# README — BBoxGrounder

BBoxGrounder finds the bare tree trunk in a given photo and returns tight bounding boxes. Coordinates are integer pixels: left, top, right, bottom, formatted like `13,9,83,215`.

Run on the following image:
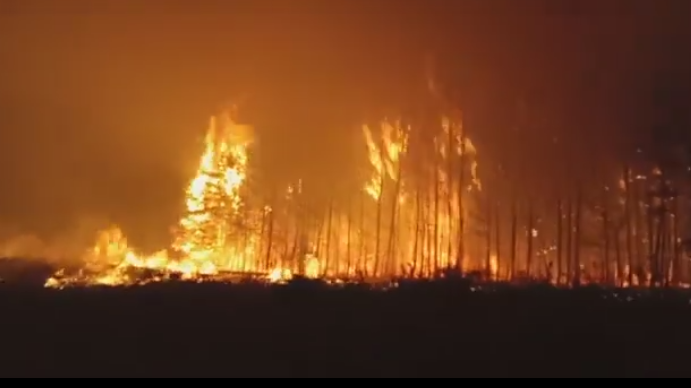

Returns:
457,133,466,273
291,213,302,274
395,193,403,275
653,213,664,288
633,178,644,285
447,122,456,270
485,194,493,280
241,205,251,272
358,191,366,275
374,161,385,278
292,236,301,274
387,159,403,277
281,214,290,271
566,197,573,286
623,165,634,286
411,187,422,277
602,190,611,285
647,193,658,287
557,197,563,286
315,212,324,259
495,202,502,281
324,200,334,276
510,197,518,281
346,196,353,277
334,215,342,276
258,205,267,272
446,194,454,271
265,208,275,271
287,196,299,272
425,188,433,277
660,213,669,287
433,163,440,273
574,188,583,288
672,197,681,285
526,199,534,278
615,225,622,287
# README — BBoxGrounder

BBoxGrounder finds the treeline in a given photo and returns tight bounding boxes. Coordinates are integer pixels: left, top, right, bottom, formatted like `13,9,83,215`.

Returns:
221,84,691,288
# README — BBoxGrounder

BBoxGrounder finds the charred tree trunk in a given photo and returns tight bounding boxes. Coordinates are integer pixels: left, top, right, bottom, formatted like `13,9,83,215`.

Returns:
573,188,583,288
396,193,403,275
457,134,467,273
672,197,681,285
526,200,534,278
346,196,353,276
660,214,670,287
653,213,664,288
315,212,324,259
495,202,502,281
293,195,304,273
614,224,624,287
411,187,422,277
265,208,275,271
647,192,657,287
557,198,563,285
259,206,267,271
485,194,493,280
433,161,440,273
374,159,385,278
510,197,518,281
633,179,644,285
624,165,634,286
447,124,456,269
425,188,433,276
324,200,334,276
566,197,573,286
241,206,251,272
387,159,403,276
602,191,611,285
281,213,290,271
358,191,366,275
291,213,302,274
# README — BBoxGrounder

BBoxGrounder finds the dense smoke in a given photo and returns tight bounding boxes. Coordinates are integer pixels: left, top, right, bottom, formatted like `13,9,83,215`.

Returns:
0,216,114,267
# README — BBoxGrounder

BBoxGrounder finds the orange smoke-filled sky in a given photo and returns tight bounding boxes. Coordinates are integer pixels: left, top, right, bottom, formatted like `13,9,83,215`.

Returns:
0,0,689,249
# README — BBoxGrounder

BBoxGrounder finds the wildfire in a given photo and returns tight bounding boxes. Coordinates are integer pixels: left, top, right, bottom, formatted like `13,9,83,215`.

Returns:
46,111,291,288
171,112,253,270
45,109,492,288
40,105,677,289
360,115,484,277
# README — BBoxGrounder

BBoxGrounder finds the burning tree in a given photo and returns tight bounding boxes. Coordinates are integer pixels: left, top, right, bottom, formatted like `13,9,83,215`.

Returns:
43,62,691,290
173,114,248,257
359,113,483,278
171,110,256,273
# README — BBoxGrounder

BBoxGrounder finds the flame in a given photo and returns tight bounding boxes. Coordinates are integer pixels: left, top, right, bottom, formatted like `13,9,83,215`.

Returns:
172,113,251,267
32,89,687,291
359,116,483,277
362,120,409,200
268,267,292,283
40,103,681,290
46,111,491,288
46,111,278,288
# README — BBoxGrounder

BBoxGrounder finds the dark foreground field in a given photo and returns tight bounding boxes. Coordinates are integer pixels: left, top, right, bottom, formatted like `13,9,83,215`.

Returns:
1,280,691,378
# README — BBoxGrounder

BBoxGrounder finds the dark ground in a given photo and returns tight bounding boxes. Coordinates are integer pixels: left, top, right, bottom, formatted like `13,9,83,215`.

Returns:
1,279,691,378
